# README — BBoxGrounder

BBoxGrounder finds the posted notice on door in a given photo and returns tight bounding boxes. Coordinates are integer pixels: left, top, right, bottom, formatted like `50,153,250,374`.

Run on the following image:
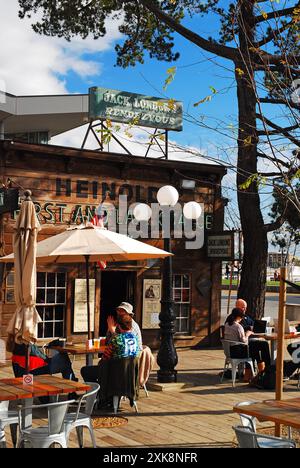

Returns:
142,279,161,329
73,279,95,333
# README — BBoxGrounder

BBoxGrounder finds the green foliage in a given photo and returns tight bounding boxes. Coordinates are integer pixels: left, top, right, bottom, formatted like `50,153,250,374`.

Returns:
239,173,267,191
270,182,300,230
163,66,177,90
193,86,218,106
17,1,300,70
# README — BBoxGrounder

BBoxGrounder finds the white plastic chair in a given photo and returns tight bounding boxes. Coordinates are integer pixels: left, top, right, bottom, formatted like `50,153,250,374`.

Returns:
17,399,74,448
220,340,255,387
0,401,18,448
64,382,99,448
233,425,296,448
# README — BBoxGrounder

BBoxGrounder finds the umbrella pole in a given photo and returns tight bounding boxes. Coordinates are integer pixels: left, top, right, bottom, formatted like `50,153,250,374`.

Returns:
85,255,91,341
25,344,30,375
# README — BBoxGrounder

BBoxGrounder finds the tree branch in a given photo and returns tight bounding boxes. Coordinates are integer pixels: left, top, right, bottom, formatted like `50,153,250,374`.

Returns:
256,114,300,145
254,21,293,47
260,97,300,111
257,151,291,169
133,0,238,60
254,64,300,77
262,53,300,66
264,199,288,232
255,6,299,24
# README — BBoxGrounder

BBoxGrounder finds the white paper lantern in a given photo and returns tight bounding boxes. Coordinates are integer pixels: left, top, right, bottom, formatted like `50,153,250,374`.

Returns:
157,185,179,206
133,203,152,221
183,201,202,220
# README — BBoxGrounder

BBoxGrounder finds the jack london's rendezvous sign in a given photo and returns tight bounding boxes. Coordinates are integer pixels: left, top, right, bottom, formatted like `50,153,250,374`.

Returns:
89,87,183,131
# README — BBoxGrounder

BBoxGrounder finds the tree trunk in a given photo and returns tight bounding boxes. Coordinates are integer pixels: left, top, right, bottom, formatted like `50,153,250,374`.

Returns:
236,0,268,319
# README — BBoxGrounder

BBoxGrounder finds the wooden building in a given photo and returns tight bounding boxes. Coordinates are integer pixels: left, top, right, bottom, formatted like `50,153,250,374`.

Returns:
0,139,226,349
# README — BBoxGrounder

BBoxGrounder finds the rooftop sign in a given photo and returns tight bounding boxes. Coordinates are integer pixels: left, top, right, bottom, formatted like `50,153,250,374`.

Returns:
88,87,183,131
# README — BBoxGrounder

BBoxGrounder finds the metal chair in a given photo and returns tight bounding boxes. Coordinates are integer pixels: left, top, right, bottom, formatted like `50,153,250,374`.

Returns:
0,401,18,448
220,340,255,387
235,400,294,440
17,399,74,448
233,425,296,448
235,401,259,432
99,357,139,415
64,382,99,448
113,395,138,414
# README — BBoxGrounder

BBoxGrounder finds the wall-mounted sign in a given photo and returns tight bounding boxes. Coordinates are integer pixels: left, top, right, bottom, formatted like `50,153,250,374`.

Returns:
89,87,183,131
0,188,19,215
73,279,95,333
9,177,214,231
207,232,234,260
142,279,162,329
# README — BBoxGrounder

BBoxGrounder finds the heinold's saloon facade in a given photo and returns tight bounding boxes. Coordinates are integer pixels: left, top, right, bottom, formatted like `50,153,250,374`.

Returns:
0,140,226,349
0,87,226,349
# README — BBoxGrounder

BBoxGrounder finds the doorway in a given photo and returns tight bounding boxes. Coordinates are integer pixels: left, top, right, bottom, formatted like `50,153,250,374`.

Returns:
99,271,135,335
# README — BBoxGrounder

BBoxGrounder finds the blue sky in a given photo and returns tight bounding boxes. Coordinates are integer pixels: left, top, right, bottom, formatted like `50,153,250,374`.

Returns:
62,15,238,153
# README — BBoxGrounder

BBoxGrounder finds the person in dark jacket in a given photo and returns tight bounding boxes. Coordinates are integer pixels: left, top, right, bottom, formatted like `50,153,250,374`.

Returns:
235,298,254,331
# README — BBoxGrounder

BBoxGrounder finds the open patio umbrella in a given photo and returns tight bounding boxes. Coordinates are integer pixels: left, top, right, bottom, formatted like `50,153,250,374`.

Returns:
5,190,41,356
1,224,171,339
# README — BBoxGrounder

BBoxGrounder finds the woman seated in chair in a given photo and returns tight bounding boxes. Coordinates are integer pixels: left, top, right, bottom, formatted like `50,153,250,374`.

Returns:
81,311,140,408
225,308,271,381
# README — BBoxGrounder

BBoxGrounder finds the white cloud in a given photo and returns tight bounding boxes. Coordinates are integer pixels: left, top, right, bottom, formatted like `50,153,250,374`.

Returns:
0,0,122,95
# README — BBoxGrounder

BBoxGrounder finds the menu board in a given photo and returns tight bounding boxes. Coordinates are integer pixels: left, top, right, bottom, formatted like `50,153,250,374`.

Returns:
73,279,95,333
142,279,162,329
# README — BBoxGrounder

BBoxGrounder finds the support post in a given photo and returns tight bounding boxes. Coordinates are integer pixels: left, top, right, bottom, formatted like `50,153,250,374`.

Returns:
0,120,4,140
275,266,287,436
157,238,178,383
226,263,234,315
85,255,91,340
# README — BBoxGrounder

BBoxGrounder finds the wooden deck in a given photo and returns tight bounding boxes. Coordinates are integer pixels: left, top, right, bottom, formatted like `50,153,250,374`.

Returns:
1,348,300,448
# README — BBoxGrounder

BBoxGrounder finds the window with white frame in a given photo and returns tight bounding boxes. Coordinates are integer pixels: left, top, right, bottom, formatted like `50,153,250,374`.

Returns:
36,272,66,338
5,271,15,303
173,274,191,334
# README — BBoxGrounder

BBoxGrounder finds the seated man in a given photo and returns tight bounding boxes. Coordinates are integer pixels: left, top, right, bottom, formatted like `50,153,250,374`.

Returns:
11,341,77,381
236,298,254,332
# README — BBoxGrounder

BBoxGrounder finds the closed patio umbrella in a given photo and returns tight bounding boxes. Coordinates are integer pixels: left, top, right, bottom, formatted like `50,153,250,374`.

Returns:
1,224,171,340
6,190,41,354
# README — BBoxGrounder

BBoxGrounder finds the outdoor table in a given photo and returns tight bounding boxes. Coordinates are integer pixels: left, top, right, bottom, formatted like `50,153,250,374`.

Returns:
252,333,300,363
0,375,90,435
233,397,300,431
50,343,106,366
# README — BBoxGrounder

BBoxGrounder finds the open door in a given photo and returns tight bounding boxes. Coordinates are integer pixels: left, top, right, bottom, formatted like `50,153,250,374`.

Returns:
99,271,135,335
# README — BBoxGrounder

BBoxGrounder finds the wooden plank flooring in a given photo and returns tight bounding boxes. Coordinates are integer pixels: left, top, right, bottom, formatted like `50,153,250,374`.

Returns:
1,348,300,448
